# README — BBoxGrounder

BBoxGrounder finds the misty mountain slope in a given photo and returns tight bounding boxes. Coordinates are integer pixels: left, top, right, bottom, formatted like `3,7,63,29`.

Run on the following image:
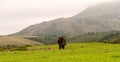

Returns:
13,18,80,35
72,1,120,19
12,1,120,36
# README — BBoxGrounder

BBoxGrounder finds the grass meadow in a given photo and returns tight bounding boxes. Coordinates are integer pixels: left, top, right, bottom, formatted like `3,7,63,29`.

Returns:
0,43,120,62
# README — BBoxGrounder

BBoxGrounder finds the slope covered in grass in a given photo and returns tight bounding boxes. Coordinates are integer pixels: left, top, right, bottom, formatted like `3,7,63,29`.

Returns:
0,43,120,62
0,36,42,46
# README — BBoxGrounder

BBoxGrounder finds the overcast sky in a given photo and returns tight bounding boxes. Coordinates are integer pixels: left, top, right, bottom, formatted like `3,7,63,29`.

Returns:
0,0,116,35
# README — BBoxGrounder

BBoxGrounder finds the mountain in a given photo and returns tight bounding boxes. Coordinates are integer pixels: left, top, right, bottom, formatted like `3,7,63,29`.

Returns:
12,1,120,36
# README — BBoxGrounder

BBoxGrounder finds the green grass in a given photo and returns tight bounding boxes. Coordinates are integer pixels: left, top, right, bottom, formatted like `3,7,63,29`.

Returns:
0,43,120,62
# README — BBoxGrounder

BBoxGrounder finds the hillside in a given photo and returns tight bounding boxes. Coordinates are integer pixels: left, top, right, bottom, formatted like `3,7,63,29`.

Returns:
14,31,119,44
0,36,43,46
100,31,120,44
12,1,120,36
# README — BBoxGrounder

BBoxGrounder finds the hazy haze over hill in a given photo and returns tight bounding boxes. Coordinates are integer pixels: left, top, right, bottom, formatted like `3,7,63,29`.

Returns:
12,1,120,36
0,0,115,35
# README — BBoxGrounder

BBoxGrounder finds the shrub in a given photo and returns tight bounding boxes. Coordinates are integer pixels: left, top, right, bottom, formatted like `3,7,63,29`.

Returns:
15,46,27,51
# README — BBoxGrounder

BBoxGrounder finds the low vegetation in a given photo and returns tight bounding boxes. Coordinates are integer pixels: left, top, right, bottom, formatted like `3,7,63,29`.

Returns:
1,31,120,48
23,31,120,44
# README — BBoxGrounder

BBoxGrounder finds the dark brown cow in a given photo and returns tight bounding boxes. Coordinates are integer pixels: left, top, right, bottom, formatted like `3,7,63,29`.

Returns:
57,37,66,50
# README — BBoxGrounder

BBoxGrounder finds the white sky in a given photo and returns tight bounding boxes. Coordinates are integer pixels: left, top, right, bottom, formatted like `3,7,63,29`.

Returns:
0,0,115,35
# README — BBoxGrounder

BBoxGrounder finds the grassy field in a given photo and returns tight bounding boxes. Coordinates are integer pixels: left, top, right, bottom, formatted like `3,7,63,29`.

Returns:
0,43,120,62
